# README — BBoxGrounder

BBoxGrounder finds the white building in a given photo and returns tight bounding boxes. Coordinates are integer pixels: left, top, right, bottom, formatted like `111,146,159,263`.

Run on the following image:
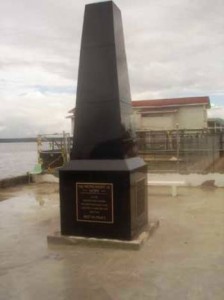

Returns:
132,97,210,132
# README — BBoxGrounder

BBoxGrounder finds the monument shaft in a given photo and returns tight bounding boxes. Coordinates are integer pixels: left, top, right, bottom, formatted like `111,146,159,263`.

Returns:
71,1,135,159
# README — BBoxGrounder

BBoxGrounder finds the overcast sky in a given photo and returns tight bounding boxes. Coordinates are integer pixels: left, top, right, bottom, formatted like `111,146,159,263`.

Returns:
1,0,223,137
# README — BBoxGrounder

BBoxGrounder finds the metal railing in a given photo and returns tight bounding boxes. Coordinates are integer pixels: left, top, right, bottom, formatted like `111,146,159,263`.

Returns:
136,129,224,173
37,132,71,171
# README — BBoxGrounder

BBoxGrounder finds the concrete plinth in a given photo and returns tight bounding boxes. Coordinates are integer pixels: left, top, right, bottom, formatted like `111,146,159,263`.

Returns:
47,220,159,250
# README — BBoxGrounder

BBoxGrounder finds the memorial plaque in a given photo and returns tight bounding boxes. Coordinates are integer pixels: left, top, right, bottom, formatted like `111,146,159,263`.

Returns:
76,182,114,223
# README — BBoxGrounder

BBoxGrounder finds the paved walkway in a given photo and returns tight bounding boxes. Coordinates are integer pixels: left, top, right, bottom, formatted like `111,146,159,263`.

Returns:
0,183,223,300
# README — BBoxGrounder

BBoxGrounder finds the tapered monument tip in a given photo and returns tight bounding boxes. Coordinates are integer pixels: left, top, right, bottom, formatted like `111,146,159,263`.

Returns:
85,1,120,10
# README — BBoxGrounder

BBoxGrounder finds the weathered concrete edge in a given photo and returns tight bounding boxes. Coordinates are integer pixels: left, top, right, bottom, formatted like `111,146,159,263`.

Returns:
0,173,59,189
0,174,30,189
47,220,159,250
2,172,223,188
32,173,59,183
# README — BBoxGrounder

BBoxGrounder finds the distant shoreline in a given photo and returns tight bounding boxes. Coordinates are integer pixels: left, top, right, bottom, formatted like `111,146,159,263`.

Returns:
0,138,36,143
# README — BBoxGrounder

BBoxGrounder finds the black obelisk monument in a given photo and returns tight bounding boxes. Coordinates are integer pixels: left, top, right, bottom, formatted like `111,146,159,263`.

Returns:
59,1,148,240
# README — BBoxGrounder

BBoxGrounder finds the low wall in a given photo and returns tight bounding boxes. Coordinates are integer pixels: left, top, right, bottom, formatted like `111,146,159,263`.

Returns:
147,173,224,187
0,174,30,188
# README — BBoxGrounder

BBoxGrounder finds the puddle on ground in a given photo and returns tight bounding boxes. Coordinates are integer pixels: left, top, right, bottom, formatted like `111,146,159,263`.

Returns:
0,186,59,216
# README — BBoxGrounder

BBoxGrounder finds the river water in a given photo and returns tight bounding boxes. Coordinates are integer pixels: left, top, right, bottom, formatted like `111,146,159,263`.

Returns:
0,142,38,180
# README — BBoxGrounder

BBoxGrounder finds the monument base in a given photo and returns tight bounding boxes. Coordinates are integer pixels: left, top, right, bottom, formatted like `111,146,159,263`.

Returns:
59,157,148,240
47,220,159,250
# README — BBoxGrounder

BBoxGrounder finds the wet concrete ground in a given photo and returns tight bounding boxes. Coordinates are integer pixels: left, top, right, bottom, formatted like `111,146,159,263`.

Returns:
0,182,223,300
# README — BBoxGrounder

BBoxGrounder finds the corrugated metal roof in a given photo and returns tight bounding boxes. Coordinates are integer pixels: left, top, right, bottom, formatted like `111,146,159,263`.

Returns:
132,97,210,108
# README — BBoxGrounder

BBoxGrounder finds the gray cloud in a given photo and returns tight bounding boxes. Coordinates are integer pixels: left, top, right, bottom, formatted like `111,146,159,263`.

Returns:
0,0,223,137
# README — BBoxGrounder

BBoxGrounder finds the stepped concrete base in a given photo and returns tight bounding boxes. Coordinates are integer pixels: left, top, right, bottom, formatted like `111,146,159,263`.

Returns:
47,220,159,250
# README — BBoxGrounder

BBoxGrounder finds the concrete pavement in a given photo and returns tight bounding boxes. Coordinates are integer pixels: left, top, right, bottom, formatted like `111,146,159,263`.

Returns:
0,182,223,300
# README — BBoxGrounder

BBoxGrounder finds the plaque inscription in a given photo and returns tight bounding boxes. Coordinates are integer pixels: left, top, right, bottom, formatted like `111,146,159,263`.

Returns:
76,182,114,223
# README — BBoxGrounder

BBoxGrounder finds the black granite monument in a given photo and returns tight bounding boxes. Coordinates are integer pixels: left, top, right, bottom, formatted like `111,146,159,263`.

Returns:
59,1,148,240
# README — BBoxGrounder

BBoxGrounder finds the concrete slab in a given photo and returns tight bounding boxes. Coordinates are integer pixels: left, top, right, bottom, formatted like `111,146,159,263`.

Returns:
0,182,224,300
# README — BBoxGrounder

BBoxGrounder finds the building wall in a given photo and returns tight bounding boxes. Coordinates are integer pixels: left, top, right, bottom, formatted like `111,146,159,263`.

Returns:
133,111,176,131
133,105,208,131
177,106,207,129
141,113,176,130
